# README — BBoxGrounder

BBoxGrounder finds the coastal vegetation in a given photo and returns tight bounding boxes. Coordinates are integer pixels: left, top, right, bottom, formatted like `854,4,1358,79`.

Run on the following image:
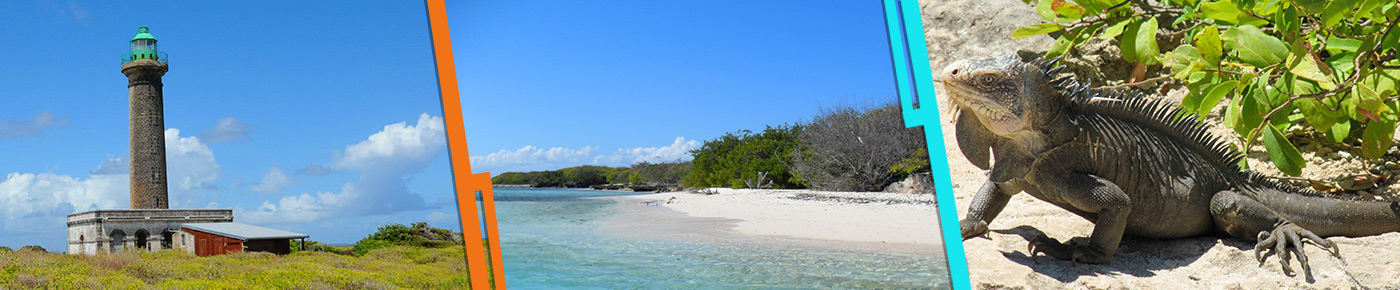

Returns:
0,222,468,289
492,162,692,188
492,102,931,192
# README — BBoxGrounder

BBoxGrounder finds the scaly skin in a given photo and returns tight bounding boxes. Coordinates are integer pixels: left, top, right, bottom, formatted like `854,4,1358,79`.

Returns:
943,55,1400,278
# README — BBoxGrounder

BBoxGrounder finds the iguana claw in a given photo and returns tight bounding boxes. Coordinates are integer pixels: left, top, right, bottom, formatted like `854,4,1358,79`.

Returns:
1027,235,1108,265
1253,223,1337,278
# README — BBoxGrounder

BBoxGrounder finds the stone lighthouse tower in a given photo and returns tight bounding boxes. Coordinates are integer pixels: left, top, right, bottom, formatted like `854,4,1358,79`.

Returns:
121,27,169,209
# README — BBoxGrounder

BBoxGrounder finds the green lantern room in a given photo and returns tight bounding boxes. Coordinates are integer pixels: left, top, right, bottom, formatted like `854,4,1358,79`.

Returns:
123,26,166,64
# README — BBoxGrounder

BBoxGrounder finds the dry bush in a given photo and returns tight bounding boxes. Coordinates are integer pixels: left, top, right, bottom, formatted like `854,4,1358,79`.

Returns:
792,103,927,191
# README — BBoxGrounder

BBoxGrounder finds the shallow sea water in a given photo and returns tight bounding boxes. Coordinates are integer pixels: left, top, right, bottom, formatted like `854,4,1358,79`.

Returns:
492,188,951,289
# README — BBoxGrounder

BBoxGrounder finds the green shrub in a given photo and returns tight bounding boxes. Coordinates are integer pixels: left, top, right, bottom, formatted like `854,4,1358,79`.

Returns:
684,125,806,189
351,222,463,256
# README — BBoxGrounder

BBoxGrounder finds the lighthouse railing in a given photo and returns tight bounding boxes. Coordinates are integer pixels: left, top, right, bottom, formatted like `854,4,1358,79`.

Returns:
120,51,168,65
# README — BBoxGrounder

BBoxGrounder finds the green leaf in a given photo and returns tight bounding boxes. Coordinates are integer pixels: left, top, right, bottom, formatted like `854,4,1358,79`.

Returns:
1134,17,1161,65
1182,90,1205,111
1355,83,1388,120
1249,70,1275,106
1036,0,1058,21
1353,0,1386,22
1077,0,1107,14
1238,72,1257,87
1225,93,1244,128
1099,19,1131,40
1276,4,1300,36
1294,0,1331,14
1361,68,1400,98
1165,44,1204,74
1330,118,1352,142
1223,25,1288,68
1288,56,1337,90
1327,52,1358,75
1326,37,1363,52
1200,0,1271,26
1360,114,1397,158
1235,86,1267,136
1013,23,1063,38
1120,19,1142,63
1047,34,1075,58
1050,0,1087,20
1198,80,1240,116
1320,0,1360,29
1341,92,1364,121
1295,98,1338,132
1194,26,1223,66
1262,126,1305,176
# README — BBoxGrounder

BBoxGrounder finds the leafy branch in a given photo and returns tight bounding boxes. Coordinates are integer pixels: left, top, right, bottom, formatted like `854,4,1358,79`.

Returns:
1014,0,1400,176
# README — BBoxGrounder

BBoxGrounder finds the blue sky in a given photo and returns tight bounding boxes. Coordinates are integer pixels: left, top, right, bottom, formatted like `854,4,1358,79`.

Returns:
0,2,461,250
452,1,900,175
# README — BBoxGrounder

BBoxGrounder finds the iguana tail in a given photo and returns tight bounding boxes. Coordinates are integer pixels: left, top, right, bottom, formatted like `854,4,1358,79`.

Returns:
1251,180,1400,237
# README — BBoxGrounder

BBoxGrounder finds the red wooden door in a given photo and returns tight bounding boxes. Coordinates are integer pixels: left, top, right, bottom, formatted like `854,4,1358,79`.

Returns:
212,237,225,255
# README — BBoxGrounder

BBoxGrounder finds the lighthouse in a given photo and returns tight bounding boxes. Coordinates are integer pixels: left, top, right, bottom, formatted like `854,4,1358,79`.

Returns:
67,27,239,255
121,26,170,209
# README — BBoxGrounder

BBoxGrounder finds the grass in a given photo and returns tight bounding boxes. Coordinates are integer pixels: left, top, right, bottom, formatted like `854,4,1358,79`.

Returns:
0,246,468,289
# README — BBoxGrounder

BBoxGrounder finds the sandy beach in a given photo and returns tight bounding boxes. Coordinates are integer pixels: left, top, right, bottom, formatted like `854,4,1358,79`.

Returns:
599,188,944,247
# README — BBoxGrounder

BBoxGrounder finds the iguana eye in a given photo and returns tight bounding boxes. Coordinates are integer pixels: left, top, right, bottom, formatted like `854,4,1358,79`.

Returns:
980,75,996,84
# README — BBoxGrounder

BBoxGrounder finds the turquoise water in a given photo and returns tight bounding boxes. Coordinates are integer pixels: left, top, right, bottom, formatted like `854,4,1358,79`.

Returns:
493,188,951,289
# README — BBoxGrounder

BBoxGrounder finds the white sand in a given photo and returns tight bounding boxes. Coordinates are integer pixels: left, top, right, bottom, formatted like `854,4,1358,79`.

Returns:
616,188,943,246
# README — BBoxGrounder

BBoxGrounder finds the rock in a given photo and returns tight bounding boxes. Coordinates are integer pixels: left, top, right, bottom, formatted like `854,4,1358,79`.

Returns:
962,194,1400,289
885,172,936,194
920,0,1054,75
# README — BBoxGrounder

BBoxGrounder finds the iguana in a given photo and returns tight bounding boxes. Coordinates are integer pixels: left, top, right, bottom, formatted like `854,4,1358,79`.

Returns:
943,55,1400,277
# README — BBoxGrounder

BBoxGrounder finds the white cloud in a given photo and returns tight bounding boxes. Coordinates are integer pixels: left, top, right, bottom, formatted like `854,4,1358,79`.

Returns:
0,171,126,240
243,114,446,224
198,117,252,145
329,114,446,173
470,145,596,173
0,126,225,246
592,137,700,166
165,129,221,207
89,155,128,175
249,168,292,195
0,111,70,139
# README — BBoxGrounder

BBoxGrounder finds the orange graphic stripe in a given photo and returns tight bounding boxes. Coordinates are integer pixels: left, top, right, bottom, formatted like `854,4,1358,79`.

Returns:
424,1,505,289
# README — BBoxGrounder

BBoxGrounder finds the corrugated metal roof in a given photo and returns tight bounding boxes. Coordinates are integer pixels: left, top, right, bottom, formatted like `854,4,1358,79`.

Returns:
182,222,309,240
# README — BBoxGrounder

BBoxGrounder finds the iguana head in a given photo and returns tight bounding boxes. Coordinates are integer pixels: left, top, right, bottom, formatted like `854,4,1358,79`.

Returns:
941,55,1070,136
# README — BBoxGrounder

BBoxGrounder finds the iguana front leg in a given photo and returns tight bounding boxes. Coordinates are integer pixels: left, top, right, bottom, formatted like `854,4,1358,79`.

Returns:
1025,169,1131,264
960,180,1020,239
1210,190,1341,277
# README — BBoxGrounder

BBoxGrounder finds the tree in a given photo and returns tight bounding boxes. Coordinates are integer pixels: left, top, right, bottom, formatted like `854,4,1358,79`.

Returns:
791,104,928,191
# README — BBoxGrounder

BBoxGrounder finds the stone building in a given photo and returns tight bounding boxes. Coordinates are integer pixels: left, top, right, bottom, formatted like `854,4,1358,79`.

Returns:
66,209,233,254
